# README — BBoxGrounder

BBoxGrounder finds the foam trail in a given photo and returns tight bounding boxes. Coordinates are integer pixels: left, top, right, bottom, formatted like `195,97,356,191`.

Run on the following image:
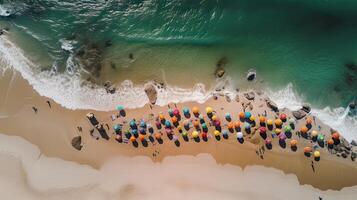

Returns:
0,36,213,111
1,133,357,200
267,83,357,142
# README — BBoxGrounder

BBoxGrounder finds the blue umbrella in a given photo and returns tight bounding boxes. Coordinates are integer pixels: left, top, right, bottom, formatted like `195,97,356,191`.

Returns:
130,120,137,129
165,120,171,128
116,105,124,111
183,107,190,114
113,124,121,131
140,120,147,128
222,130,228,136
244,112,251,119
168,109,174,117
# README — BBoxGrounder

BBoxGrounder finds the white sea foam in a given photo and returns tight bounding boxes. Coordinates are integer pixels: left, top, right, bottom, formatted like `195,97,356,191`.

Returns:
267,83,357,142
0,35,356,142
1,133,357,200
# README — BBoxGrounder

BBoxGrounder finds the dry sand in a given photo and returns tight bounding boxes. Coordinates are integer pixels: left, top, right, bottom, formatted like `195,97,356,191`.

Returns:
0,68,357,197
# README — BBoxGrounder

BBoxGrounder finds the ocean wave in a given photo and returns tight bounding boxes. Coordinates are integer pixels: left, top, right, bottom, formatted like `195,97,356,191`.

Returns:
0,35,356,142
267,83,357,143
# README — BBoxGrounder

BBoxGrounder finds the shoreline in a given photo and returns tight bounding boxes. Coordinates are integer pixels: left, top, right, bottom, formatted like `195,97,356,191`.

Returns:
0,68,356,191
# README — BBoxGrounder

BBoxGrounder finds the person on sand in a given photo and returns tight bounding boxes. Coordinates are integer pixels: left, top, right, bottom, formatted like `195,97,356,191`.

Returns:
32,106,38,113
46,100,51,108
77,126,82,132
311,161,315,172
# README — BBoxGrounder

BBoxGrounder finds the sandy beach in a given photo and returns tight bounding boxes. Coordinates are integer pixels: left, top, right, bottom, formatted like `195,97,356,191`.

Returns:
1,68,357,196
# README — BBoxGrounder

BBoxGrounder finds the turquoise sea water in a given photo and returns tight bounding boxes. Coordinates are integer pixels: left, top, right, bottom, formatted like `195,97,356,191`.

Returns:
0,0,357,108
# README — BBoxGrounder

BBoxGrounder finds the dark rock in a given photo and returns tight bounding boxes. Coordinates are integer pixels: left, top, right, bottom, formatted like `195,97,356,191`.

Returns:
247,69,256,81
235,95,240,102
129,53,134,60
71,136,82,151
104,40,112,47
349,102,356,109
244,92,255,100
345,62,357,71
266,99,279,112
351,140,357,146
292,110,306,120
144,83,158,105
301,104,311,113
336,153,341,157
225,95,231,102
342,152,347,158
351,151,357,161
213,94,218,100
215,57,227,78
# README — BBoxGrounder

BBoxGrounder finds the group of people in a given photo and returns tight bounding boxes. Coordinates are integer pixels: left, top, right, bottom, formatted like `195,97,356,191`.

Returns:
100,105,342,162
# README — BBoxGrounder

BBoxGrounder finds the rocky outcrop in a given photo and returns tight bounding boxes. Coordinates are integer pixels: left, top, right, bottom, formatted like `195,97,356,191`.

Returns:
292,104,311,120
265,98,279,112
215,57,227,78
247,69,256,81
244,92,255,100
351,140,357,146
144,83,158,105
76,44,102,78
71,136,82,151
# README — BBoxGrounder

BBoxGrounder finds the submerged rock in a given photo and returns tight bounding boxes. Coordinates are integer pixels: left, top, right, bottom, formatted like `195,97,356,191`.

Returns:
71,136,82,151
215,57,227,78
144,83,158,105
247,69,256,81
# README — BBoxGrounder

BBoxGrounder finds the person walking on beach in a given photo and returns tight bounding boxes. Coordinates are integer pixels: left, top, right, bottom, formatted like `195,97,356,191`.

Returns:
311,161,315,172
46,100,51,108
32,106,38,114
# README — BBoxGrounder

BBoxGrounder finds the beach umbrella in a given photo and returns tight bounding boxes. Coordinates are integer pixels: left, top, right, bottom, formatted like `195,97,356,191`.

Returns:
131,129,138,135
86,113,94,118
139,134,145,141
222,130,228,136
313,151,320,158
165,127,173,135
284,125,292,133
206,107,213,114
130,120,137,129
279,132,287,140
165,120,171,128
130,135,136,142
289,118,295,124
172,135,179,141
311,130,318,138
202,123,208,130
155,121,161,129
159,113,165,121
300,126,308,134
225,113,231,121
267,119,273,126
259,116,266,123
304,146,312,153
237,132,243,139
155,133,161,139
183,107,190,114
214,130,220,136
116,105,124,111
115,134,123,143
275,119,283,127
238,112,245,119
171,116,178,124
177,125,183,131
244,122,251,130
113,124,122,131
249,116,255,122
212,115,217,121
192,131,199,138
193,120,200,128
279,113,287,121
192,106,199,115
264,138,272,145
244,112,251,119
328,139,334,146
317,134,324,142
140,120,147,128
228,122,234,130
290,139,298,146
274,128,282,135
332,132,340,141
139,128,146,134
182,131,188,137
306,117,313,125
214,120,221,127
234,121,241,128
173,108,180,116
259,127,267,134
201,132,208,139
168,108,174,117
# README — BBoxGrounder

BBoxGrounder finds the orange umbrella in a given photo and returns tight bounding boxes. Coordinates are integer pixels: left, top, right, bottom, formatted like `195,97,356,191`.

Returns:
155,133,161,139
290,139,298,146
327,139,334,145
172,116,178,123
304,146,312,153
228,122,234,130
139,134,145,141
193,120,200,128
306,117,313,125
275,119,283,126
234,121,241,128
192,106,199,114
300,126,308,133
267,119,273,126
259,116,266,123
332,132,340,140
159,113,165,121
130,135,136,142
238,112,245,119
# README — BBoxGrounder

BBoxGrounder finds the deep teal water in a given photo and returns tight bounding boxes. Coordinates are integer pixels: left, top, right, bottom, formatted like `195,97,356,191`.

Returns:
1,0,357,107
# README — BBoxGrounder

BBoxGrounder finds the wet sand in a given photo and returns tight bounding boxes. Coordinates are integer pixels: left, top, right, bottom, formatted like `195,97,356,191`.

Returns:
0,68,357,191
